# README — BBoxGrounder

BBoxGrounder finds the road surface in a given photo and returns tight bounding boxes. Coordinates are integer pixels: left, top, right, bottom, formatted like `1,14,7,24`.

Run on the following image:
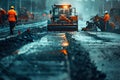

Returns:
0,21,120,80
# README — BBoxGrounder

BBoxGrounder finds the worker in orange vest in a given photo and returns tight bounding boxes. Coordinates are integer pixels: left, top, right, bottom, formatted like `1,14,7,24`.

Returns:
8,6,17,35
103,11,110,31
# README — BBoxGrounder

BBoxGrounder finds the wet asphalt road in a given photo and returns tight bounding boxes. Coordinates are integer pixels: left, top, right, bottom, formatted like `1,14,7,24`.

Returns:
0,22,120,80
0,31,106,80
0,31,71,80
71,31,120,80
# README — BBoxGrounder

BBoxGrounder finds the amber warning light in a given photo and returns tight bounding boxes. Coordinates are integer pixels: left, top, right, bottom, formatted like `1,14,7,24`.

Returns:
63,5,69,9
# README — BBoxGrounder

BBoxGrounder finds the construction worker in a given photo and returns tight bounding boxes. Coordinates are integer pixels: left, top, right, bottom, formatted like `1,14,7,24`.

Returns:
0,8,6,27
103,11,110,31
7,6,17,35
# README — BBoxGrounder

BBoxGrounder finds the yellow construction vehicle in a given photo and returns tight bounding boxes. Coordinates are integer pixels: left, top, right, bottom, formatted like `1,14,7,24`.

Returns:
47,4,78,31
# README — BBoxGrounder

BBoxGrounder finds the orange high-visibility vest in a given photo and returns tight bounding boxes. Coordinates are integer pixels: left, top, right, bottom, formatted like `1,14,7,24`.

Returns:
8,9,17,22
103,14,110,22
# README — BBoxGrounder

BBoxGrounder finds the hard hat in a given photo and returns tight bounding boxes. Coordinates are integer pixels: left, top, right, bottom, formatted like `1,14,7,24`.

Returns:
105,11,108,13
11,6,14,9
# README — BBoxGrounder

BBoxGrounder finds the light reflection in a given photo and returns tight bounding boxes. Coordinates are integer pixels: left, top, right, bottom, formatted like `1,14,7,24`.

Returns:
60,49,68,55
61,34,66,38
63,5,69,9
62,41,69,47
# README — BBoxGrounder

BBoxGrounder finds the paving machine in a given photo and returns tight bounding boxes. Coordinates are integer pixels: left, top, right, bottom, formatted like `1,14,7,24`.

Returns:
47,4,78,31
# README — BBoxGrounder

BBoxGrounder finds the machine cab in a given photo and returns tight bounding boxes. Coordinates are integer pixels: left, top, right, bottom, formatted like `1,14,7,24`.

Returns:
47,4,78,31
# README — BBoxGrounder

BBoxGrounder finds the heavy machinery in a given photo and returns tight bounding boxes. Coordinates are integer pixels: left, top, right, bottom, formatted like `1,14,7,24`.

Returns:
47,4,78,31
